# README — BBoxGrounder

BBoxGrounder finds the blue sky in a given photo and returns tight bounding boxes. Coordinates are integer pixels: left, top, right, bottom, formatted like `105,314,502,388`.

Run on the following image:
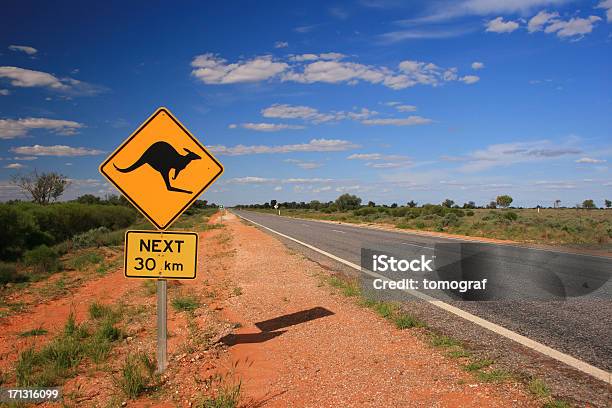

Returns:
1,0,611,207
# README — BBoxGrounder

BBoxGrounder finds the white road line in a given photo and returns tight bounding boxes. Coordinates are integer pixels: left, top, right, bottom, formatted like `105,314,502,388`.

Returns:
401,242,435,250
233,211,611,385
331,229,346,234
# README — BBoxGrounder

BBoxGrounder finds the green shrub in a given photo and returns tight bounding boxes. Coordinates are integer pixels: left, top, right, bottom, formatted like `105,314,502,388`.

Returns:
114,353,156,398
72,227,111,248
171,294,200,312
0,262,28,284
23,245,60,274
466,210,475,216
503,211,518,221
0,202,137,260
440,213,461,228
353,207,378,216
67,251,104,270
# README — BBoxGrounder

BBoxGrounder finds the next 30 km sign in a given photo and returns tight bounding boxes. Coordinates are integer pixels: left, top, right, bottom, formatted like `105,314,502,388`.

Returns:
125,231,198,279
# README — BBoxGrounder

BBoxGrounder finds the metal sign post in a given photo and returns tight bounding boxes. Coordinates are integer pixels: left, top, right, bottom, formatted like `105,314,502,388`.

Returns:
100,107,224,375
156,279,168,373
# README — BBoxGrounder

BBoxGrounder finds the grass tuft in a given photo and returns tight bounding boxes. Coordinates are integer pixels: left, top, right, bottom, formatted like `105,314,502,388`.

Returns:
114,352,156,399
19,327,48,337
171,294,200,312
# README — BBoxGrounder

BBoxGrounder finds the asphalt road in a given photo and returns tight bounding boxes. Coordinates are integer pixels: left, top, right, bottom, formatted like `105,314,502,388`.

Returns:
232,210,612,373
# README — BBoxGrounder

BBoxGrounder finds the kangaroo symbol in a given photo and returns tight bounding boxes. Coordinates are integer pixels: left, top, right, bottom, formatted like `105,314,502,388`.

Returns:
114,141,201,194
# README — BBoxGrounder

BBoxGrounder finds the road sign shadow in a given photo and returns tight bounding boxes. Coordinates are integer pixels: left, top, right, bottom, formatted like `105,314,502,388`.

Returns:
220,307,334,346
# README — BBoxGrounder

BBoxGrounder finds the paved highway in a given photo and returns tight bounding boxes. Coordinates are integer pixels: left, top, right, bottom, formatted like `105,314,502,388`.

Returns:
232,210,612,377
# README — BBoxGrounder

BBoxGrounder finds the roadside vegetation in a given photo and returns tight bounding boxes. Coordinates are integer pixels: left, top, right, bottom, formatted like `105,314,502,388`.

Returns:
238,194,612,249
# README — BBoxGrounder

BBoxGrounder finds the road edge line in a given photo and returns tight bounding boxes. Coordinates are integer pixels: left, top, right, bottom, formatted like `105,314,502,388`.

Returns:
233,211,611,386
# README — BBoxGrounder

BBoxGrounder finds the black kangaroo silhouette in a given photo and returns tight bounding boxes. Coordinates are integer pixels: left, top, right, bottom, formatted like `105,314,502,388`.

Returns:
114,141,201,194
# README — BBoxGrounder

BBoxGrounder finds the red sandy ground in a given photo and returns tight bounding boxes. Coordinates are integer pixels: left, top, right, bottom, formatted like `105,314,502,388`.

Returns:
0,212,539,407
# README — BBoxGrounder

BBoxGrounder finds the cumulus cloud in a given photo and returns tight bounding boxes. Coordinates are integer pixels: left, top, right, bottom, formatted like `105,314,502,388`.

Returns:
8,45,37,55
597,0,612,22
191,53,477,90
289,53,345,62
575,157,606,163
471,61,484,70
4,163,24,169
445,140,582,171
261,104,377,123
230,122,305,132
284,158,323,169
460,75,480,84
0,117,84,139
191,54,288,84
348,152,412,168
274,41,289,48
486,17,520,33
544,15,601,38
11,145,104,156
210,138,360,156
528,10,559,32
0,66,105,95
395,104,417,112
361,116,432,126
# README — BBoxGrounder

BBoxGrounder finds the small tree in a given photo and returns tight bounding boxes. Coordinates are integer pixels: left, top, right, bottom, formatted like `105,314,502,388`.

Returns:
367,201,376,207
487,201,497,209
335,194,362,211
496,195,513,208
270,199,277,208
582,199,596,209
463,201,476,209
442,199,454,208
605,199,611,209
11,171,70,205
407,200,417,208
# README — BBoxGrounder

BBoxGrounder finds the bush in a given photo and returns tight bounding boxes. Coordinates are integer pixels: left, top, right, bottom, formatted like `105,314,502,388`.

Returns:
0,202,137,260
72,227,111,249
0,262,28,284
503,211,518,221
353,207,378,216
23,245,60,274
440,213,461,228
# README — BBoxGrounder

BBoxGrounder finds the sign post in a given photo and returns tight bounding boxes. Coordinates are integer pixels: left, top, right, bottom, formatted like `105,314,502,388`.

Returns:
99,107,223,373
156,279,167,373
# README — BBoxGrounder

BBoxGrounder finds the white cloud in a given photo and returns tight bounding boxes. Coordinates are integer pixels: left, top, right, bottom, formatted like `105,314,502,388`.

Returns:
575,157,606,163
461,75,480,84
210,138,360,156
0,117,84,139
544,15,601,38
486,17,520,33
528,10,559,32
191,54,288,84
348,152,412,168
0,66,105,95
227,176,274,184
8,45,37,55
0,66,66,89
274,186,282,191
361,116,432,126
231,122,305,132
447,140,582,171
262,104,377,123
471,61,485,70
284,159,323,169
395,104,417,112
597,0,612,22
11,145,104,156
274,41,289,48
4,163,24,169
290,53,345,62
0,89,9,96
192,53,476,90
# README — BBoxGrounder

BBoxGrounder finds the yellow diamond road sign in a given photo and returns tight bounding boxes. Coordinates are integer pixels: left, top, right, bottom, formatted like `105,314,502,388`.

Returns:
125,230,198,279
100,107,223,229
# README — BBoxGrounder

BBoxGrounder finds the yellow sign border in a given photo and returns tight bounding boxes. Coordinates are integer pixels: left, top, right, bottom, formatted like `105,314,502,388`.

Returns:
99,107,224,230
124,230,198,279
